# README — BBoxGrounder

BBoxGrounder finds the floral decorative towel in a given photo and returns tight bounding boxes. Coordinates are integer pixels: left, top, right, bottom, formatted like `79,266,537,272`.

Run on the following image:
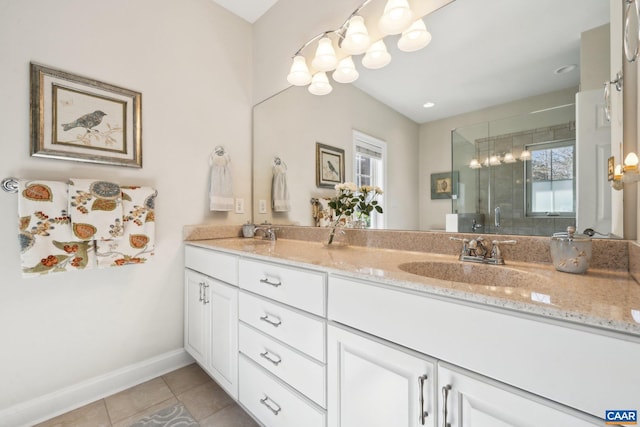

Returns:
18,180,95,277
95,186,156,267
68,179,123,241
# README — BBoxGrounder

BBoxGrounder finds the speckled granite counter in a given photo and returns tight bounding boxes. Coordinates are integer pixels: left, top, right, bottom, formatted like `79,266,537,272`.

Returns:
186,237,640,337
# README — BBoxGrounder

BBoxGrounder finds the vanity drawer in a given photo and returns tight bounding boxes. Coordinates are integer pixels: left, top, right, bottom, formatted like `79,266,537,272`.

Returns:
185,245,238,285
239,291,325,362
238,259,326,316
239,323,326,407
239,355,326,427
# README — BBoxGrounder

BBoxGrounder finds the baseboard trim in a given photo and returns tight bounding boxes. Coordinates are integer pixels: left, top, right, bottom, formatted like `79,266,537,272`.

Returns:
1,348,194,427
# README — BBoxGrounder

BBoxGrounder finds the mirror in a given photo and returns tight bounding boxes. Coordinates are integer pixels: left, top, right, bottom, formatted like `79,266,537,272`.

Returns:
253,0,613,236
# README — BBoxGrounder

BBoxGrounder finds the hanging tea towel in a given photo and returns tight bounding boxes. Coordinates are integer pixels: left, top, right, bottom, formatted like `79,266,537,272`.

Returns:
209,148,234,211
18,180,96,277
95,186,156,267
68,179,123,241
272,161,290,212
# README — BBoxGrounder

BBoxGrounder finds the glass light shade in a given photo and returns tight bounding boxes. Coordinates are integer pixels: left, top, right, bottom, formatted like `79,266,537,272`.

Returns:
489,155,501,166
286,55,312,86
482,157,490,167
469,159,481,169
397,19,432,52
342,16,371,55
308,72,333,96
312,37,338,71
332,56,359,83
624,152,639,171
362,40,391,69
503,152,516,163
614,164,624,180
519,149,531,160
379,0,414,35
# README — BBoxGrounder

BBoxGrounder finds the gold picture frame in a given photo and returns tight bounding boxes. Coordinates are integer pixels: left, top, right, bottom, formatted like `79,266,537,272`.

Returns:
30,63,142,168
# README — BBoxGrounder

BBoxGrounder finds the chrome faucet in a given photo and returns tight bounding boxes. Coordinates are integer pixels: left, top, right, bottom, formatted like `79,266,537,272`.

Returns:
450,236,517,265
254,225,278,241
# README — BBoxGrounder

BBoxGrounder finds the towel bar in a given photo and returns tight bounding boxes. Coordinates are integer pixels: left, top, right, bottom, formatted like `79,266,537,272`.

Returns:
2,177,18,193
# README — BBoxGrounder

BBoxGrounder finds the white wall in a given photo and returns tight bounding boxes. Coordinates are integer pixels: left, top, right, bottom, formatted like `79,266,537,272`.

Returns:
0,0,252,417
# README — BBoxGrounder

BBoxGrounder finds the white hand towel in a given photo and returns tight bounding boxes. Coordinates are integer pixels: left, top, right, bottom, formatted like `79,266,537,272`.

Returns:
272,163,290,212
209,153,234,211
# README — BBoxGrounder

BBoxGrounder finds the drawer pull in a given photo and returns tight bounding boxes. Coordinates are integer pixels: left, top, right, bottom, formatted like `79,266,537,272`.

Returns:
260,277,282,287
202,283,209,304
419,374,429,425
260,350,282,366
198,282,204,302
260,395,282,415
442,384,452,427
259,314,282,327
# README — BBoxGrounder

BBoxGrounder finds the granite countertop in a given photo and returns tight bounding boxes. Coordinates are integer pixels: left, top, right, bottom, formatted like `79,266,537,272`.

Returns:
186,238,640,337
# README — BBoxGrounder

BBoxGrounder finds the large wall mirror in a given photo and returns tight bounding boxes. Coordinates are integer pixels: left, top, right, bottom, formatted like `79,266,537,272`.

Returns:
253,0,616,236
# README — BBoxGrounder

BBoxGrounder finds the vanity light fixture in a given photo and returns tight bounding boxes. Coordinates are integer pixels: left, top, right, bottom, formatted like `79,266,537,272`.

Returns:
379,0,414,35
341,15,371,55
519,149,531,161
286,0,442,95
502,152,517,163
333,56,360,83
308,71,333,95
398,19,432,52
362,39,392,69
610,149,640,190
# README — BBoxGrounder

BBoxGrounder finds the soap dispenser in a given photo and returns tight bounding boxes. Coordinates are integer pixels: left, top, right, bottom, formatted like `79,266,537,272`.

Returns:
550,226,592,274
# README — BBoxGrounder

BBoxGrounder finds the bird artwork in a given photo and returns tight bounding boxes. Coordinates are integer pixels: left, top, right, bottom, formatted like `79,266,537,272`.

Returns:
61,110,107,132
327,160,338,177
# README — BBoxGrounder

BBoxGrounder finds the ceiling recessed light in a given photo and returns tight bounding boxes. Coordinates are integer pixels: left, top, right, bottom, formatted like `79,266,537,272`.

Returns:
423,102,435,108
554,64,577,75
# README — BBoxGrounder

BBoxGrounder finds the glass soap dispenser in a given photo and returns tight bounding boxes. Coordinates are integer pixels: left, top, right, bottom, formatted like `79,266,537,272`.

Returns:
550,226,592,274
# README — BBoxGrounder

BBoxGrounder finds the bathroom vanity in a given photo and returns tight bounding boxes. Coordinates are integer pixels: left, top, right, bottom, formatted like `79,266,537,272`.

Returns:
184,237,640,427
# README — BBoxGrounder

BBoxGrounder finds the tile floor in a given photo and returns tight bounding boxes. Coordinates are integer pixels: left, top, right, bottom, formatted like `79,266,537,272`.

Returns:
35,363,259,427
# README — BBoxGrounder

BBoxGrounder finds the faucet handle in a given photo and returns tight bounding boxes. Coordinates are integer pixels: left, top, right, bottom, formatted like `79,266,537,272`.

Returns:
489,239,517,264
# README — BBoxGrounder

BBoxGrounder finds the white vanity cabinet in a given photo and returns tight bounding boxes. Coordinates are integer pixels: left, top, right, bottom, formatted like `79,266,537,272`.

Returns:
437,364,603,427
327,324,436,427
237,258,327,427
184,245,239,399
328,274,636,426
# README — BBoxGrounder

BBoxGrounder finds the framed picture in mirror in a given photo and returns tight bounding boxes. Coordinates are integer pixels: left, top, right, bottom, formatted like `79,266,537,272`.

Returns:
316,142,345,188
431,171,459,199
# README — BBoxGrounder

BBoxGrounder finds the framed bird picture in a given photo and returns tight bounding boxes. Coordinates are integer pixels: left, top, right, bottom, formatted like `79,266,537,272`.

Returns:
30,63,142,168
316,142,345,188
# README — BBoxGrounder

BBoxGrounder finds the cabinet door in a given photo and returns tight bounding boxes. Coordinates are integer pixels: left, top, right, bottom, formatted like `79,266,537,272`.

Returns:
328,324,435,427
438,364,604,427
206,279,238,399
184,269,209,366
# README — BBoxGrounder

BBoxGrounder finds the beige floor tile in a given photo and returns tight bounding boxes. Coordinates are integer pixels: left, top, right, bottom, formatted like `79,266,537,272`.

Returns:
177,380,234,421
110,397,178,427
199,403,260,427
104,377,174,423
34,400,111,427
162,363,211,395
